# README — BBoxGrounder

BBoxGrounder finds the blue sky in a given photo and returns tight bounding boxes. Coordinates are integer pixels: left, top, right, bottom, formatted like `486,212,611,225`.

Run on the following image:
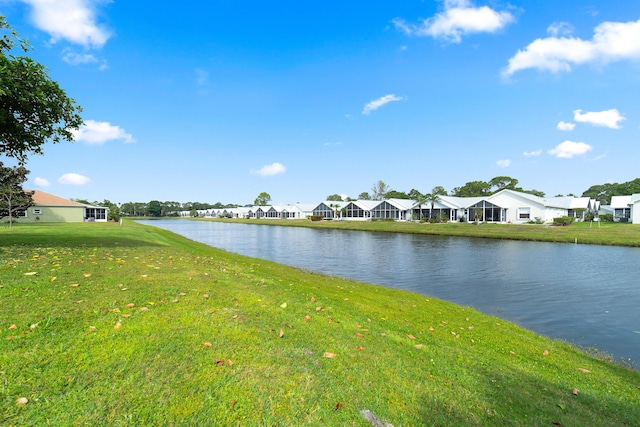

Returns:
2,0,640,205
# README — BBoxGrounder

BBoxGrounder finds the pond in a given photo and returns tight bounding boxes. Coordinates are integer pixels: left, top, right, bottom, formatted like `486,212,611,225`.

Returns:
138,220,640,367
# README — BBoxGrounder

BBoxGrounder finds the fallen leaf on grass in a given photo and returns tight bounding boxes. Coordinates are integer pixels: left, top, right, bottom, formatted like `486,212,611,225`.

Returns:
178,292,187,296
304,315,311,322
30,323,39,329
572,388,580,395
70,283,80,287
139,307,149,311
323,352,336,358
381,333,387,337
335,402,343,411
83,273,91,278
280,302,287,309
227,359,234,366
8,324,16,330
415,344,424,349
203,294,210,299
202,342,212,347
126,303,135,308
577,368,591,374
429,327,435,331
89,326,96,331
24,272,37,276
357,346,365,351
230,400,237,408
311,297,316,302
279,329,284,338
543,350,549,356
140,275,148,278
114,322,122,329
50,277,57,282
215,359,225,366
15,397,28,406
315,307,322,312
407,334,416,340
356,333,364,338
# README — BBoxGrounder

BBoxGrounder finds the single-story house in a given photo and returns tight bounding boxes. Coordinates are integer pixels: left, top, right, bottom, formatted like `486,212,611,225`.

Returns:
15,190,108,223
610,196,632,222
631,194,640,224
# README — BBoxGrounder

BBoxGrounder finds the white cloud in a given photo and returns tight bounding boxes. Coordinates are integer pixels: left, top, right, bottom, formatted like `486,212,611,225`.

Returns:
58,173,90,185
503,19,640,76
323,141,342,147
547,22,574,37
557,121,576,131
362,94,403,115
71,120,136,144
393,0,515,43
523,149,542,157
20,0,111,48
62,49,97,65
251,162,286,177
33,177,50,187
548,140,592,158
61,49,108,69
573,109,625,129
496,159,511,167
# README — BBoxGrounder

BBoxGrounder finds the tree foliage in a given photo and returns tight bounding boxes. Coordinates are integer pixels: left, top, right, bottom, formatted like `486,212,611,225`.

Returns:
383,190,409,199
582,178,640,205
1,16,84,163
254,192,271,206
147,200,162,217
357,192,371,200
452,177,544,198
326,194,343,201
371,180,390,200
0,161,33,227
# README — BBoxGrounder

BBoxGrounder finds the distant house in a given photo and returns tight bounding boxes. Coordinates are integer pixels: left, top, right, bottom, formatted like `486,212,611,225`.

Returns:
610,196,632,222
16,190,108,223
630,194,640,224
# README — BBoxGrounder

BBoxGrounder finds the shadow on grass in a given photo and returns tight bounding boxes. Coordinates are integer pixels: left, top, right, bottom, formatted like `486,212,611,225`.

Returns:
0,223,169,249
418,360,640,426
0,234,166,248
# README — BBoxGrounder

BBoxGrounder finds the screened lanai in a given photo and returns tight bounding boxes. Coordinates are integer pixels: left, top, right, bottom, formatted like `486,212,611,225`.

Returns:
313,202,337,219
371,201,404,220
344,202,371,219
468,200,505,222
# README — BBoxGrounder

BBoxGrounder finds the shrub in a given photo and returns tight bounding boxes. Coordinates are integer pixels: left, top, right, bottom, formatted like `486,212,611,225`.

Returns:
309,215,323,222
553,216,574,226
371,217,395,222
599,213,614,222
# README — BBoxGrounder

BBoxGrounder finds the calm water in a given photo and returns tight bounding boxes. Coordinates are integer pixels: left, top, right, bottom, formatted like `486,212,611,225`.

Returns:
139,220,640,366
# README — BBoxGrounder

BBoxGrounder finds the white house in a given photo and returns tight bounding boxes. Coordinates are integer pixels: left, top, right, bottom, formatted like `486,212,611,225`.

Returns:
630,194,640,224
610,196,632,222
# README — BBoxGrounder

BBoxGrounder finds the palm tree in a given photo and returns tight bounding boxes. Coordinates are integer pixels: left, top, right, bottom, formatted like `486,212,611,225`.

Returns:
415,193,428,221
425,186,447,221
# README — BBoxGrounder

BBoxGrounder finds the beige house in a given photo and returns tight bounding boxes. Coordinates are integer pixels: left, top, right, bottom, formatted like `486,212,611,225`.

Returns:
16,190,108,223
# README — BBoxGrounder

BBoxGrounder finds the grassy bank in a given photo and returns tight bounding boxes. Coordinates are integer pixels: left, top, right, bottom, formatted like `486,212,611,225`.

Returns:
210,218,640,247
1,222,639,426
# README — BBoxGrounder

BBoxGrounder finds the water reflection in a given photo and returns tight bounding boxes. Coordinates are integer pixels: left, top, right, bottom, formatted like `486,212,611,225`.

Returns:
139,220,640,366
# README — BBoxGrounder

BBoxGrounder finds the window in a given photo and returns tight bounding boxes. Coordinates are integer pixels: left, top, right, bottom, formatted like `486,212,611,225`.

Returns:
518,207,531,219
33,209,42,214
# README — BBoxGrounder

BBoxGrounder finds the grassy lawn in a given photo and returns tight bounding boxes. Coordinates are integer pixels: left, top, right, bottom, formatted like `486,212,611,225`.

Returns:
211,218,640,247
1,221,639,426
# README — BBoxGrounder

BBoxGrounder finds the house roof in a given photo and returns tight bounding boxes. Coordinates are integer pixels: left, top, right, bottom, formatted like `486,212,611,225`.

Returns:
30,190,87,207
611,195,632,208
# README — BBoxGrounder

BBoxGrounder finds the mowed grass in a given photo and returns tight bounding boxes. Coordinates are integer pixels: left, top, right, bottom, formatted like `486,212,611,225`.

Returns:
1,222,639,426
217,218,640,247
